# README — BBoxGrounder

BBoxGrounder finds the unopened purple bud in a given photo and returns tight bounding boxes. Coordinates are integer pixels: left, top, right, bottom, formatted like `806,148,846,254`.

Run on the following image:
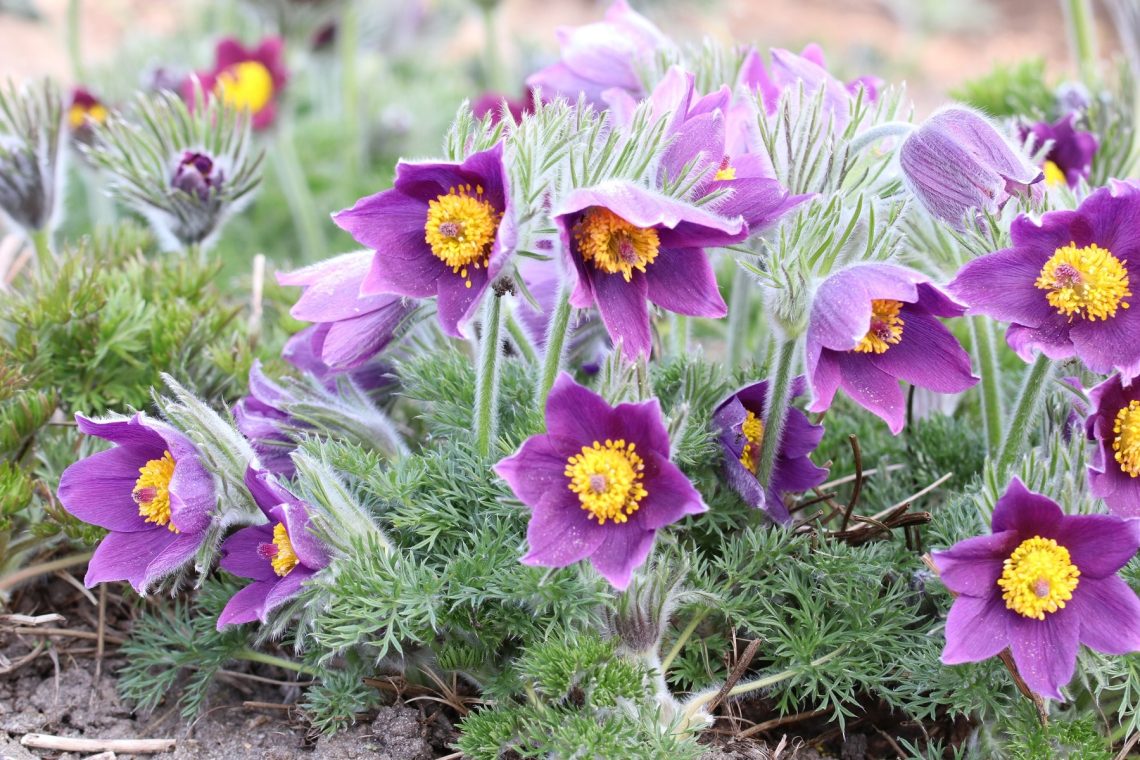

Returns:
172,151,223,202
899,106,1043,230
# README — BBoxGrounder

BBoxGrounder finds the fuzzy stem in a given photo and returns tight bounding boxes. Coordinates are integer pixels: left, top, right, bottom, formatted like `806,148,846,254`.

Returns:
29,228,53,269
996,352,1055,477
475,291,505,457
847,121,915,156
234,647,320,677
339,0,361,186
67,0,84,80
272,118,327,262
755,339,798,493
537,283,573,408
726,266,752,368
660,609,708,673
1064,0,1098,81
505,310,538,364
481,4,503,92
0,551,93,592
970,315,1004,453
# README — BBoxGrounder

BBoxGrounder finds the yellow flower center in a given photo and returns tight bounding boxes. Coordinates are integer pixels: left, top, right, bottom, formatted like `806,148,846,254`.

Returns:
564,439,648,525
133,451,178,533
714,165,736,181
214,61,274,114
1035,242,1131,322
1113,400,1140,477
269,522,299,577
424,185,500,290
853,299,905,354
1043,160,1067,188
739,410,764,474
997,536,1080,620
574,207,660,282
68,103,107,130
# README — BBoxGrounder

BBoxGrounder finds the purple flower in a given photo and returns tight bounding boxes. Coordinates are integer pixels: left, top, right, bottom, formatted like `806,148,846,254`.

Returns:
554,181,745,358
932,478,1140,700
333,143,515,339
900,106,1044,230
67,87,107,134
1020,113,1099,189
525,0,671,106
172,151,224,203
471,89,533,125
276,251,413,371
57,414,216,593
516,255,609,372
738,44,880,128
1086,374,1140,517
192,37,288,130
234,361,302,478
807,263,977,434
712,377,828,523
494,373,706,589
217,468,329,628
949,181,1140,381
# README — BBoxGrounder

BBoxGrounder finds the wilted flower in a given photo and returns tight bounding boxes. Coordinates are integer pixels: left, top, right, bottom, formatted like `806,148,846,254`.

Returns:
333,142,515,338
0,79,65,236
525,0,671,106
1020,113,1098,188
57,414,216,593
933,478,1140,700
1086,374,1140,517
807,263,977,434
712,377,828,523
949,181,1140,380
494,373,706,589
193,37,288,130
217,467,329,628
739,43,879,128
900,106,1043,230
554,180,746,358
234,361,303,478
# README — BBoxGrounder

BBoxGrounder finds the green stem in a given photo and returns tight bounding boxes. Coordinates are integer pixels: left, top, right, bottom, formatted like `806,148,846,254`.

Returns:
755,339,799,492
29,228,53,269
537,284,573,407
0,551,93,592
505,310,538,364
272,118,327,262
339,0,361,186
970,315,1004,454
726,266,752,368
66,0,84,80
1064,0,1098,81
660,609,708,673
481,4,503,92
475,291,505,457
234,647,320,677
995,352,1055,478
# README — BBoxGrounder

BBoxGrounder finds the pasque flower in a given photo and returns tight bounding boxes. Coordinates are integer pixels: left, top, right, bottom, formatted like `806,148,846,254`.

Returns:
333,142,515,339
234,361,303,478
217,467,329,628
1086,374,1140,517
900,106,1043,230
494,373,706,589
933,478,1140,700
554,181,745,358
949,181,1140,380
807,263,977,434
739,44,879,128
0,80,65,236
57,414,216,593
193,37,288,130
1020,113,1098,189
712,377,828,523
67,87,108,145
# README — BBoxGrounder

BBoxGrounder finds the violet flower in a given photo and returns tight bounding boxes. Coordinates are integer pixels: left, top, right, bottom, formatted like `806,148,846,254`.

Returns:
554,180,745,358
217,467,329,628
949,181,1140,381
806,263,977,434
234,361,302,478
1086,374,1140,517
57,414,216,593
1020,113,1099,189
67,87,107,136
900,106,1043,230
738,44,880,128
172,151,224,203
471,89,532,125
193,37,288,130
276,250,413,372
525,0,671,106
494,373,706,589
333,142,515,339
712,377,828,523
933,478,1140,700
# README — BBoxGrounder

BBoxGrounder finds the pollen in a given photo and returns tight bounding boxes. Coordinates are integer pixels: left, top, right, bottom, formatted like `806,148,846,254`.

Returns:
214,61,275,115
269,522,299,577
738,410,764,474
997,536,1080,620
133,451,178,532
853,299,905,354
68,102,107,130
424,185,500,288
573,207,660,282
714,166,736,181
1043,160,1066,188
564,439,648,525
1035,242,1131,322
1113,400,1140,477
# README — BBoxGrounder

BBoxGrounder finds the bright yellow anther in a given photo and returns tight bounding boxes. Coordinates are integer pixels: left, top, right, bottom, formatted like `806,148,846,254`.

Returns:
68,103,107,130
564,439,648,525
1043,160,1067,188
424,185,500,288
1036,242,1131,322
853,299,905,354
270,522,299,577
739,410,764,474
714,166,736,181
214,61,274,114
133,451,178,533
574,207,660,282
1114,400,1140,477
998,536,1080,620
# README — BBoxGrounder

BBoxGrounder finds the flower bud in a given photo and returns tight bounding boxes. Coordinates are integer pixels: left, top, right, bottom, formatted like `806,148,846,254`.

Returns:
0,80,65,236
172,151,224,202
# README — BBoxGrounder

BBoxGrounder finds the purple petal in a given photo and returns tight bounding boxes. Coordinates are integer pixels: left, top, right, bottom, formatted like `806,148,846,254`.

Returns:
75,413,167,452
643,248,727,319
931,530,1020,596
216,581,273,628
521,504,606,569
635,450,706,530
167,452,214,535
220,525,277,581
991,478,1063,535
605,396,671,457
262,567,314,619
591,268,653,359
1058,514,1140,579
319,302,408,370
1070,305,1140,383
543,373,619,447
85,529,202,593
588,527,656,590
278,251,391,323
282,502,329,570
1007,609,1079,700
1005,319,1076,363
555,182,743,243
941,593,1011,664
807,348,843,414
834,351,907,434
868,308,977,394
434,263,490,339
57,447,153,533
1071,576,1140,655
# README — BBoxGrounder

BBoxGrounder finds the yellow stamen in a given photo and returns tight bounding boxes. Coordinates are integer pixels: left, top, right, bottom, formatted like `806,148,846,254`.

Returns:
739,410,764,474
853,299,905,354
133,451,178,533
270,522,299,577
68,103,107,130
424,184,500,288
574,207,660,282
564,439,648,525
1113,400,1140,477
998,536,1080,620
1035,242,1131,322
1043,160,1067,188
714,165,736,181
214,61,274,114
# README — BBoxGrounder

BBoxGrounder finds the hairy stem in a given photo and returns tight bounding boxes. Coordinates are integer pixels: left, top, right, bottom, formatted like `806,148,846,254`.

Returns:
537,283,573,407
996,352,1055,477
67,0,84,80
847,121,915,156
475,291,505,457
339,0,361,187
970,315,1004,453
505,310,538,364
726,266,752,368
234,647,320,677
1063,0,1099,81
272,118,327,263
481,4,503,92
755,339,799,492
660,609,709,673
